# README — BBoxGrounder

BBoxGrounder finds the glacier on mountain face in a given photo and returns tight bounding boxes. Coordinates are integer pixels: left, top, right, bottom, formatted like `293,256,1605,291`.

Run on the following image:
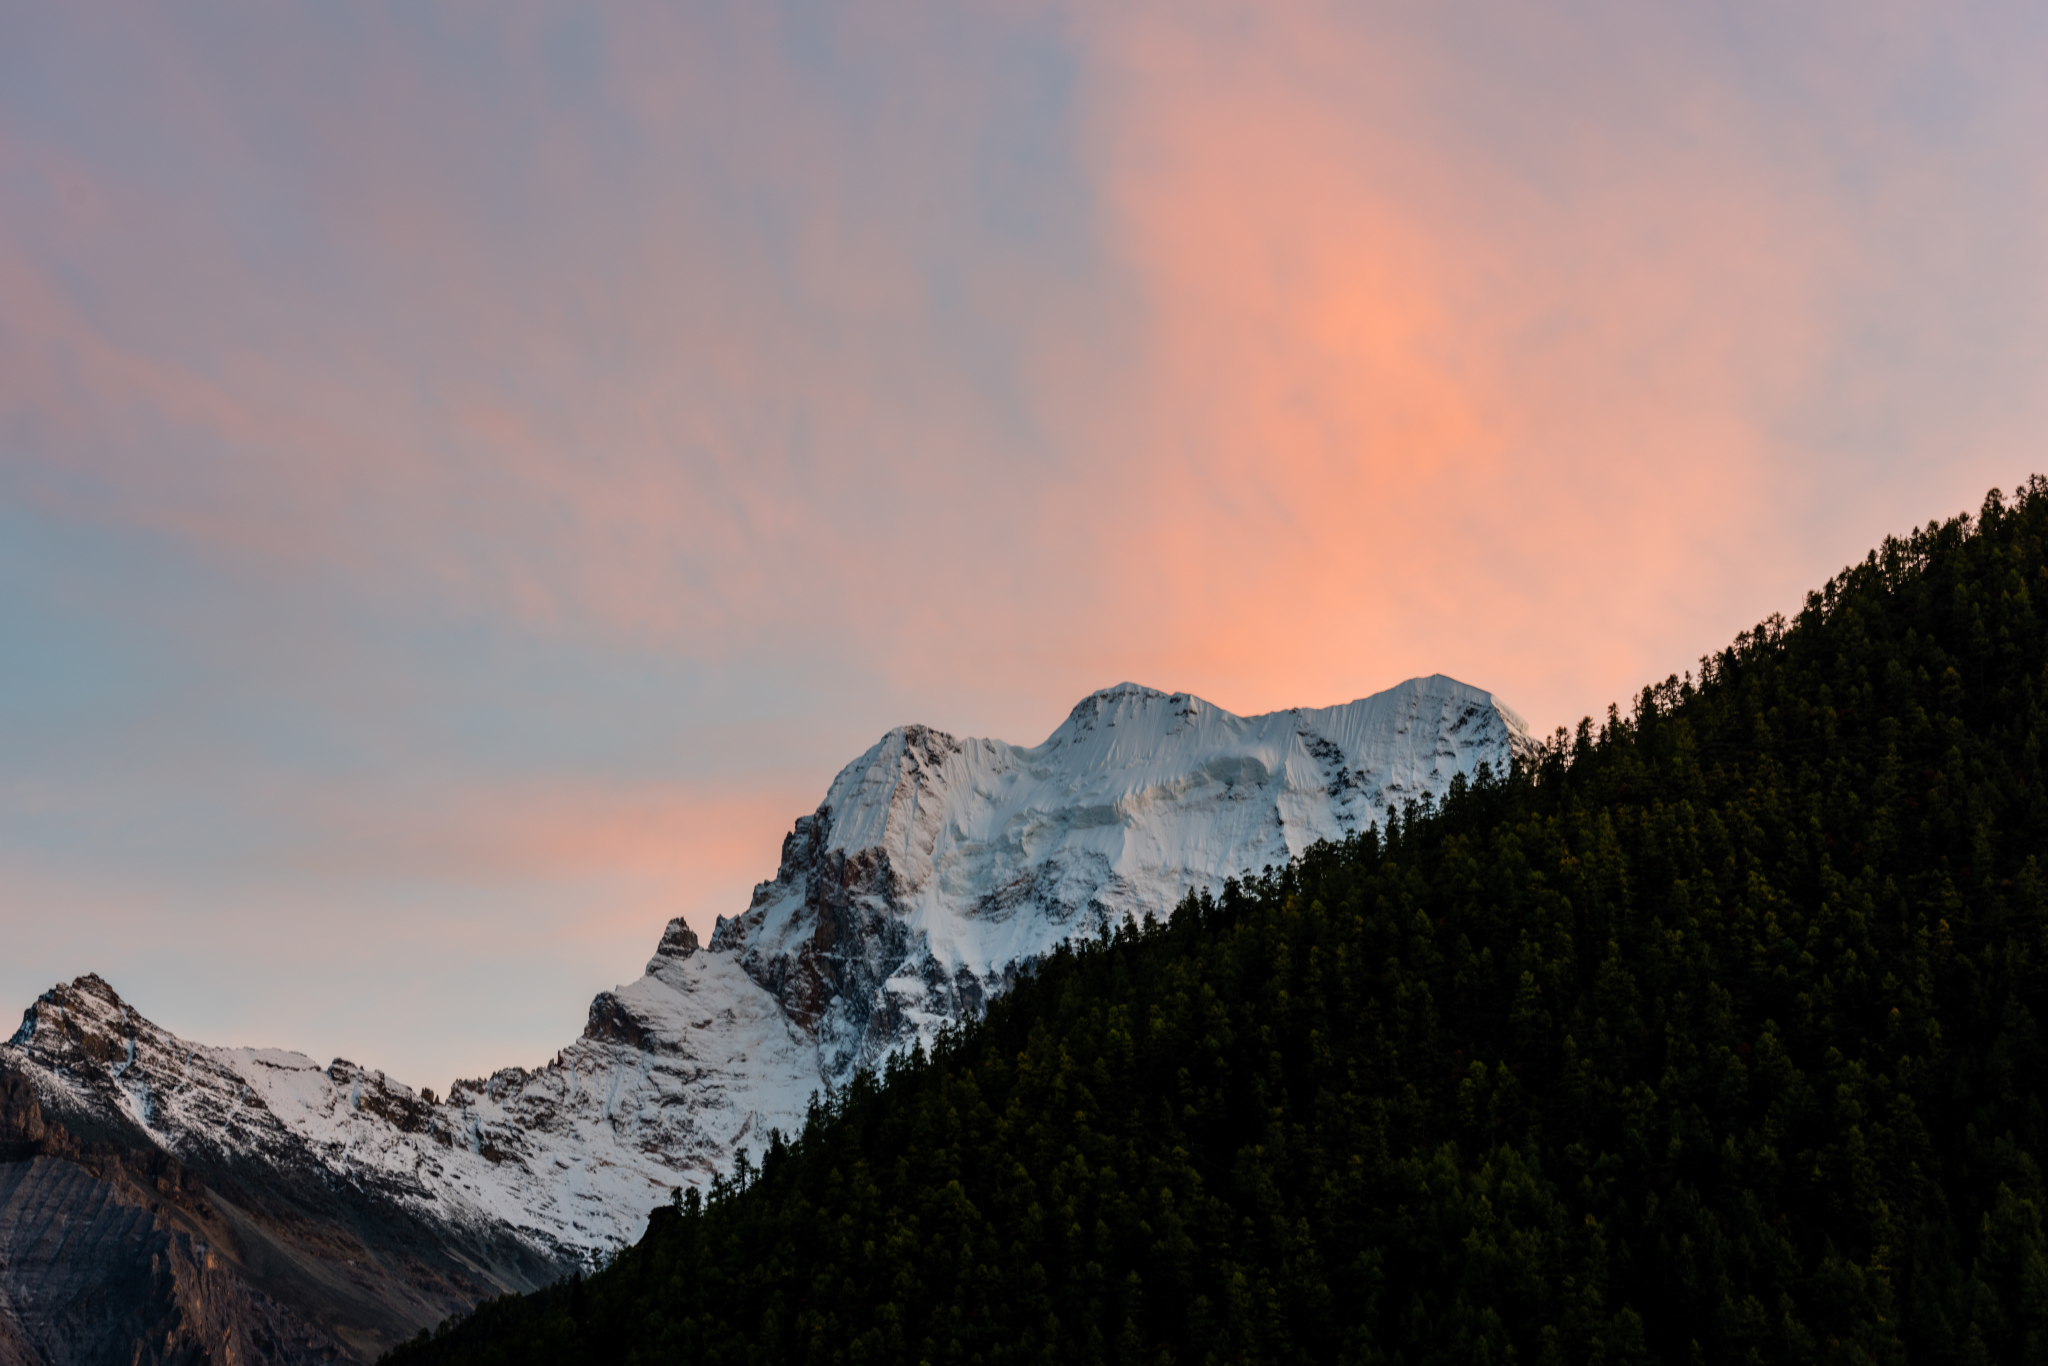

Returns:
2,675,1532,1277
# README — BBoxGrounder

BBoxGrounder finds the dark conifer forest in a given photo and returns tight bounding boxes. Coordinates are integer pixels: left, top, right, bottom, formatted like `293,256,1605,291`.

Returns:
389,482,2048,1364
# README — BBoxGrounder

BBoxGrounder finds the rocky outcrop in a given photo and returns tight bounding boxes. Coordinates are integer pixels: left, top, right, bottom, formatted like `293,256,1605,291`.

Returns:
0,1154,353,1366
0,1057,352,1364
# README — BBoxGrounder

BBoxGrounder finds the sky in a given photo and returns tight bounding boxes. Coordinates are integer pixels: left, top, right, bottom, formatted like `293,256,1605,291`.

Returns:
4,0,2046,1091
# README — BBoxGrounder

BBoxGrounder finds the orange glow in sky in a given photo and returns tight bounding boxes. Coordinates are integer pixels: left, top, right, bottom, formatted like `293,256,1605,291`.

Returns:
4,0,2046,1085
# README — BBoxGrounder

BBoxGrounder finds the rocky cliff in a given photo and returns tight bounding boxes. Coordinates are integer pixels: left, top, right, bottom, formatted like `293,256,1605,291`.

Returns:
0,1004,563,1364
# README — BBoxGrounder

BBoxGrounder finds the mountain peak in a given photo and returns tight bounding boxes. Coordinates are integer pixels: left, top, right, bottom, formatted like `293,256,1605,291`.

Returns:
647,916,701,969
712,674,1533,1087
1065,681,1184,716
1045,683,1196,742
0,671,1534,1350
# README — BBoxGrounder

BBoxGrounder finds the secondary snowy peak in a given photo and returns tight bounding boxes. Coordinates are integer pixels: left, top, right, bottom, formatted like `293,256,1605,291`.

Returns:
712,674,1531,1084
2,963,815,1264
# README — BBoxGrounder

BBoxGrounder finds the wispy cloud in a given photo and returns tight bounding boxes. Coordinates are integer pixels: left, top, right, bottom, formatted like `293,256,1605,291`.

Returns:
4,0,2045,1081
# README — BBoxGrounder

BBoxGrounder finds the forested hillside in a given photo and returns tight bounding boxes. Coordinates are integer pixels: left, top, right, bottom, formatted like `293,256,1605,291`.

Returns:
391,482,2048,1365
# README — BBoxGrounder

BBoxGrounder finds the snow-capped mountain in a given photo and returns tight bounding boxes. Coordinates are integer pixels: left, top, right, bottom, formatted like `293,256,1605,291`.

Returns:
1,675,1530,1357
714,676,1534,1086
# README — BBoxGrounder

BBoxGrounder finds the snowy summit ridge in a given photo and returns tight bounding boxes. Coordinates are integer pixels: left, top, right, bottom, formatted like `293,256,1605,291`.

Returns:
1,675,1532,1311
713,676,1534,1087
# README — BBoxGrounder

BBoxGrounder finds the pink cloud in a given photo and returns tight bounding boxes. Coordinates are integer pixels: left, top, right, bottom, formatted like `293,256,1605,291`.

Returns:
1005,0,2048,725
6,5,2043,726
7,4,2048,1087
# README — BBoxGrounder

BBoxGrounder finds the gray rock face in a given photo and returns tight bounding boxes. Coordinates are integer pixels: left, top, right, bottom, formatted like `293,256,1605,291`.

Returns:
0,984,571,1364
0,1155,344,1366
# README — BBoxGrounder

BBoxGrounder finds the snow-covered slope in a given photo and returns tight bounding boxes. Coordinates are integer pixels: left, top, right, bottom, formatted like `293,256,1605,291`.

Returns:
2,933,819,1266
716,676,1533,1084
1,674,1530,1339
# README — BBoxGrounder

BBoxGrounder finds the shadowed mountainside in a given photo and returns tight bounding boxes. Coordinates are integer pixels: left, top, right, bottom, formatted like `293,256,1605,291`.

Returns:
0,1013,566,1365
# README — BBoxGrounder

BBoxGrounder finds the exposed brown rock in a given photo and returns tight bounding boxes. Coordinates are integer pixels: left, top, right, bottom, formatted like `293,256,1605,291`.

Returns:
0,1043,567,1364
